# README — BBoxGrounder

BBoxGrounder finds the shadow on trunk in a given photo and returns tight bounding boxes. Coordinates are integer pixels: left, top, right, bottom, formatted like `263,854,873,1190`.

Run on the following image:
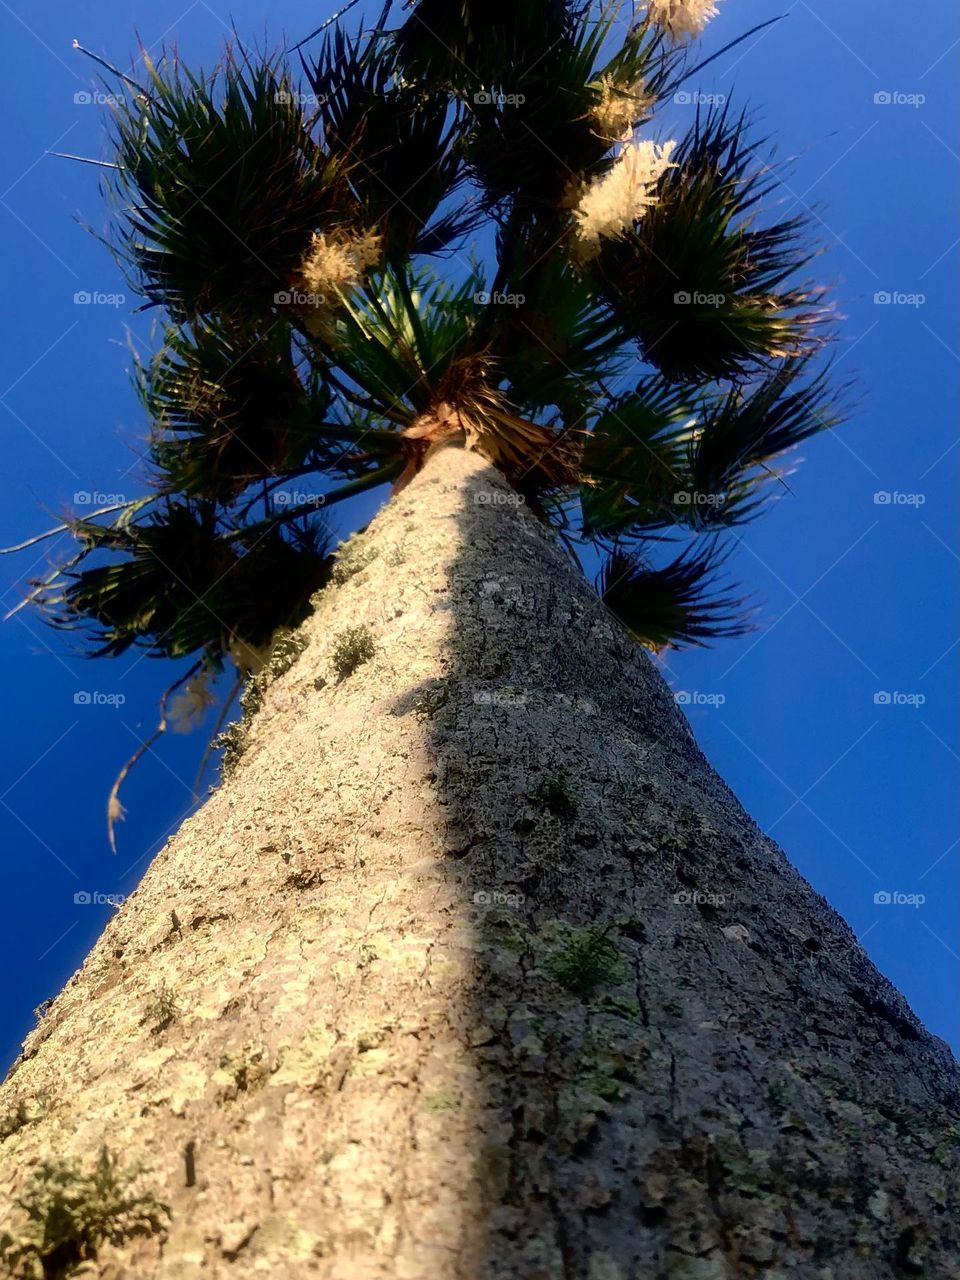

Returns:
391,445,960,1278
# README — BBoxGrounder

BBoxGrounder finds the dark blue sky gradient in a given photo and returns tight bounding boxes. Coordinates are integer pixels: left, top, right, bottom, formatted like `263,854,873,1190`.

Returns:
0,0,956,1070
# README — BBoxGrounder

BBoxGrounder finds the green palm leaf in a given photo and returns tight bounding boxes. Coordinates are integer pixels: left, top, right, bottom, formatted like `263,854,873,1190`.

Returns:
583,358,844,536
141,321,329,500
108,51,346,321
590,104,826,382
305,29,480,259
598,543,750,649
39,504,331,660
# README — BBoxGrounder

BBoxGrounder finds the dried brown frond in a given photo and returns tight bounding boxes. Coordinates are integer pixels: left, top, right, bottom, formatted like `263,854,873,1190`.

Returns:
400,355,583,492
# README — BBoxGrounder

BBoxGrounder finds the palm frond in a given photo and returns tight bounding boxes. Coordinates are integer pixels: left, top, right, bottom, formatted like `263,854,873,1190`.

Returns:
38,503,331,659
330,263,482,415
395,0,574,91
598,542,750,649
141,321,329,500
582,358,844,535
305,29,480,259
580,377,695,536
687,357,845,524
107,49,347,320
482,217,628,421
590,103,827,382
459,4,639,208
12,17,845,679
593,15,681,115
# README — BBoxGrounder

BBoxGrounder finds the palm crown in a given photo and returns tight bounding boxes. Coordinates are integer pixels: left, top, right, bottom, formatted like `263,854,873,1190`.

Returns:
17,0,841,686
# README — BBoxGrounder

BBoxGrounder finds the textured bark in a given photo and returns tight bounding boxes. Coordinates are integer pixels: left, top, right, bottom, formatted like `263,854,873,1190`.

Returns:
1,442,958,1280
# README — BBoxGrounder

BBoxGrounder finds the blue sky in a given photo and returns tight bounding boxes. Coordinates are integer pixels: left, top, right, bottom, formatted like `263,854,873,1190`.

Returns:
0,0,956,1070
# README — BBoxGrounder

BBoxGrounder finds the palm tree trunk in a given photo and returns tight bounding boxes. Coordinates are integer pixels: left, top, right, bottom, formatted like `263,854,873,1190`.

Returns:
1,440,957,1280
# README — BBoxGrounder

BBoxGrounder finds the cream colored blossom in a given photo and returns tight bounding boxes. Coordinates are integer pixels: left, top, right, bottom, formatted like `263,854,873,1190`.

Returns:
590,74,655,142
296,228,381,339
647,0,719,41
300,229,381,300
574,139,676,253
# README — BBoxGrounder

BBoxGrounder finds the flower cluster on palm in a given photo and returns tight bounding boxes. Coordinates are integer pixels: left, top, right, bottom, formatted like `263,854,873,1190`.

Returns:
21,0,841,683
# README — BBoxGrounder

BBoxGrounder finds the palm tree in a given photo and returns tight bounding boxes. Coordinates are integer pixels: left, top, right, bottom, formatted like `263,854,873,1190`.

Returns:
1,2,957,1277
